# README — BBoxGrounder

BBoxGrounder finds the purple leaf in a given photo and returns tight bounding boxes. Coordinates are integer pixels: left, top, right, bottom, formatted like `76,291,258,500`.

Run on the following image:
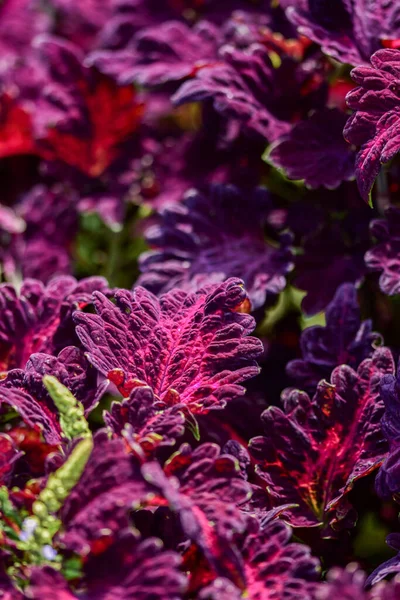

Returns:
173,44,326,142
142,442,250,583
287,283,381,392
0,275,108,372
74,278,263,412
286,0,400,66
268,108,355,189
104,385,186,453
365,207,400,295
345,49,400,202
60,432,154,554
28,530,186,599
91,20,220,87
138,185,293,310
0,347,106,444
250,347,394,529
239,520,320,599
376,362,400,497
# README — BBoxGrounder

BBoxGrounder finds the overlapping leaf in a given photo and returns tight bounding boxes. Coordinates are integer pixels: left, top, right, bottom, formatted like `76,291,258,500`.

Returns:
139,185,293,310
0,347,106,444
268,108,355,190
0,275,108,372
285,0,400,66
250,347,394,528
287,283,381,392
345,49,400,202
28,530,186,600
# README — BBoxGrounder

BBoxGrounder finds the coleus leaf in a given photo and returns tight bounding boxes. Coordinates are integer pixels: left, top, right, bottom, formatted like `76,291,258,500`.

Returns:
0,0,49,60
28,530,186,600
32,35,144,178
14,184,79,283
267,108,355,190
0,94,36,159
74,278,263,412
142,442,251,587
90,20,220,87
239,520,320,599
285,0,400,66
287,283,381,392
173,44,326,142
138,185,293,310
104,385,186,454
60,432,251,589
0,434,21,485
60,431,154,555
344,49,400,202
0,347,106,445
0,275,108,371
198,519,320,599
376,362,400,497
250,347,394,529
365,207,400,296
316,563,400,599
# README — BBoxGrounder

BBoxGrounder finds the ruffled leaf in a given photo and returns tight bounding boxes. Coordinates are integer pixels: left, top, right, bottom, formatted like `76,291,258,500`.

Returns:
75,278,263,412
251,347,394,529
345,49,400,201
138,185,293,310
287,283,381,392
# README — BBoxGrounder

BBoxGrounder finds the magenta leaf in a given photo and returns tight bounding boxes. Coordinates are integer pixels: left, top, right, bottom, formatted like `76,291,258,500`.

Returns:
0,347,106,444
74,278,263,412
250,347,394,529
239,520,320,599
268,108,355,190
142,443,251,584
0,275,108,372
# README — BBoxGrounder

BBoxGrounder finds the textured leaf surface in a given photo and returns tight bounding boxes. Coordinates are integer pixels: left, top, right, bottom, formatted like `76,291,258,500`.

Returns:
365,207,400,295
287,283,381,392
32,36,143,178
60,432,153,554
286,0,400,66
142,443,250,584
0,347,106,444
376,363,400,497
28,531,186,600
345,49,400,201
173,44,326,142
91,20,220,87
239,520,320,599
251,347,394,528
0,275,108,371
75,278,263,411
104,385,186,454
139,185,293,310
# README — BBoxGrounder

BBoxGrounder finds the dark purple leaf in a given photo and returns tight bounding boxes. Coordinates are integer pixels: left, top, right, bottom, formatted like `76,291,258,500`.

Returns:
287,283,381,392
268,108,355,189
138,185,293,310
345,49,400,202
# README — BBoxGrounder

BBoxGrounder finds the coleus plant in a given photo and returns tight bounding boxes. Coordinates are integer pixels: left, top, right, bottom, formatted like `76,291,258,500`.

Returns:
3,0,400,598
